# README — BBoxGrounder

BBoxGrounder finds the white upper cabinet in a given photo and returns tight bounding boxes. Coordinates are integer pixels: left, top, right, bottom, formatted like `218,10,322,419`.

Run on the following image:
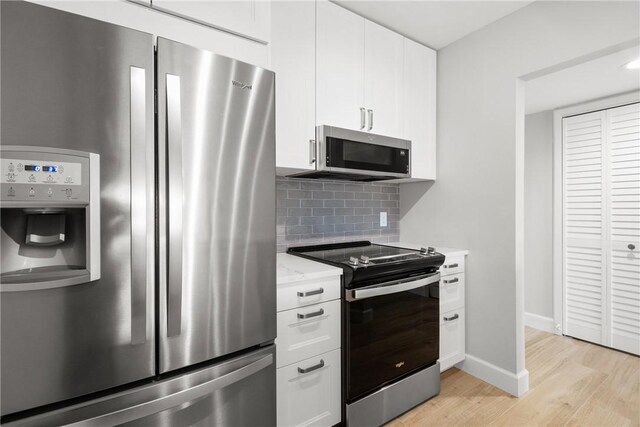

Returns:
403,38,437,180
271,0,316,175
316,0,365,131
151,0,271,43
364,21,404,137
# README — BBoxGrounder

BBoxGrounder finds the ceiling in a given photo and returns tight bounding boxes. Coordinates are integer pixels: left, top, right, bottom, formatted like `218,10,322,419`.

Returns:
333,0,534,50
525,45,640,114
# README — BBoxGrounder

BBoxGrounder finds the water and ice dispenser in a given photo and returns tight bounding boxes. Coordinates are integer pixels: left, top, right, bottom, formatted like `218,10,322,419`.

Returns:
0,146,100,291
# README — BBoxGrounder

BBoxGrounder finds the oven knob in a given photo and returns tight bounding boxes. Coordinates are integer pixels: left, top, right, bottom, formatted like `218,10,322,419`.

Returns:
428,247,436,254
360,255,369,264
349,256,359,266
420,247,428,255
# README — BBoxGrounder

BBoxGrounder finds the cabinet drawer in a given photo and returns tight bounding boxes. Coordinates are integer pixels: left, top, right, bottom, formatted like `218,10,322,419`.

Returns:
439,255,465,276
440,273,465,313
277,276,341,312
276,299,341,368
277,349,341,427
440,308,465,371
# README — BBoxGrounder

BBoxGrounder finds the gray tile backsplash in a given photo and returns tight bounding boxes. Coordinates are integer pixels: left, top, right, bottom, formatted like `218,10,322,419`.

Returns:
277,177,400,252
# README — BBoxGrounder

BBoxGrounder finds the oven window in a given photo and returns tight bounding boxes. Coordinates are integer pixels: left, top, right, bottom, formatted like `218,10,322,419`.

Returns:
326,137,409,174
347,283,439,402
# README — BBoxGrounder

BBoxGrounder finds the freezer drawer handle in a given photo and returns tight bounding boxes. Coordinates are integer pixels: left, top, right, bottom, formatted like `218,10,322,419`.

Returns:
443,263,459,269
444,314,459,322
443,278,459,284
298,359,324,374
297,308,324,320
297,287,324,297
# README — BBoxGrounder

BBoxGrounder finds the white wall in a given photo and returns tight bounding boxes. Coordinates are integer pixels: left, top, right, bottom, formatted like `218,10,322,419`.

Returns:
400,0,639,387
524,111,553,319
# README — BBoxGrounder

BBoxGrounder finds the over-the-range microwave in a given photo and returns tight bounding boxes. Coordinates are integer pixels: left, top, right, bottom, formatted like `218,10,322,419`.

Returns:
292,125,411,181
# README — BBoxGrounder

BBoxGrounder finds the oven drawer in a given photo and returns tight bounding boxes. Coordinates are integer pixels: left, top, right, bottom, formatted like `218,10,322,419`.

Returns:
277,276,341,312
277,349,341,427
276,299,341,368
440,273,465,313
439,255,465,277
440,308,465,371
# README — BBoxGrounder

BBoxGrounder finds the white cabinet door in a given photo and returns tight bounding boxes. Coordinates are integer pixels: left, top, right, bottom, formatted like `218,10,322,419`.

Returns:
403,38,437,180
363,20,403,137
271,0,316,175
316,0,365,131
151,0,270,43
440,309,465,372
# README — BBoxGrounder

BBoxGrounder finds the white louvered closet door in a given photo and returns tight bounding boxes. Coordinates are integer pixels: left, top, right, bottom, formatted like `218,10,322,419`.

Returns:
563,103,640,356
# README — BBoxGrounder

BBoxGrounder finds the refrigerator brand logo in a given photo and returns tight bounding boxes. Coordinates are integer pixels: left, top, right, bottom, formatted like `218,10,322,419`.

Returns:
395,361,405,368
232,80,253,91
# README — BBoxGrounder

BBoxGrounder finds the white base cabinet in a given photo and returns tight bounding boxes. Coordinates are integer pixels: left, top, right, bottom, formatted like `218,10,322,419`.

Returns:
439,254,467,371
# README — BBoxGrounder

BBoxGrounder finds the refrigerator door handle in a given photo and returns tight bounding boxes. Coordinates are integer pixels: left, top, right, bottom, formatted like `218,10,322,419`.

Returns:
62,353,274,427
165,74,183,337
130,66,151,345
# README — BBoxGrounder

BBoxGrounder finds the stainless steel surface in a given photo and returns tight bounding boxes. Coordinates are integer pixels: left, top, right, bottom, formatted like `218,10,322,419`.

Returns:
367,109,373,131
1,1,155,415
346,362,440,427
297,359,325,374
297,287,324,297
346,273,440,302
165,73,183,338
309,139,316,164
360,107,366,130
3,346,276,427
297,308,324,319
157,37,276,373
629,244,636,250
443,277,459,284
443,314,459,321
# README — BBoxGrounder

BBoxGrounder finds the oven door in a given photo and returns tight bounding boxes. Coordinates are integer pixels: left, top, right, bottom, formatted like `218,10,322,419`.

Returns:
345,272,440,402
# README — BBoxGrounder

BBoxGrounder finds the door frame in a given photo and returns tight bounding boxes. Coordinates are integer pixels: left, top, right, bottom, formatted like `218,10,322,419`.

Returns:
552,90,640,335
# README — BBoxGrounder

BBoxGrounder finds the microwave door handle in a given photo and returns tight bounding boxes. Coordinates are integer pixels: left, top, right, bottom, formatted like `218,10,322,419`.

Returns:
346,273,440,301
166,74,183,337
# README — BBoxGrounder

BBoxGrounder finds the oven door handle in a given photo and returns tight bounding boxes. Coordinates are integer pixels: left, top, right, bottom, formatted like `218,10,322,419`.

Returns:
345,273,440,301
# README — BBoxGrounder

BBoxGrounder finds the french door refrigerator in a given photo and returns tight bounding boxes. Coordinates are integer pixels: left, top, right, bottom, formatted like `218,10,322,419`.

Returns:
0,2,276,425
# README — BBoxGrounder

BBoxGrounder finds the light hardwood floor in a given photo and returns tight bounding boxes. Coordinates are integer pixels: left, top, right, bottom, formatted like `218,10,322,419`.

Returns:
387,327,640,426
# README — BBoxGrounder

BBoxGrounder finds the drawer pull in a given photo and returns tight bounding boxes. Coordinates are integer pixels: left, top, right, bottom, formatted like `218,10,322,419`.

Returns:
444,314,459,322
443,278,459,284
297,287,324,297
297,308,324,320
443,263,459,269
298,359,325,374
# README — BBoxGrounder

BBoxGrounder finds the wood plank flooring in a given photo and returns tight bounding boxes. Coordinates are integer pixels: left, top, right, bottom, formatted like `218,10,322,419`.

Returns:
387,327,639,426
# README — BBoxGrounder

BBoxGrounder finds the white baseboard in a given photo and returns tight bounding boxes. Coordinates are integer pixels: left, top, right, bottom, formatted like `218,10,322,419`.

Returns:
524,312,556,334
456,354,529,397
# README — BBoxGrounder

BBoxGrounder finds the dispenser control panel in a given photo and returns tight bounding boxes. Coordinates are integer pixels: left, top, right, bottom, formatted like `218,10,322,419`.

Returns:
1,158,82,186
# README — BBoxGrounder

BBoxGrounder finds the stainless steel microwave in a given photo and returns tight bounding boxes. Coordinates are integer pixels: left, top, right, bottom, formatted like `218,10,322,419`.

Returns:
292,125,411,181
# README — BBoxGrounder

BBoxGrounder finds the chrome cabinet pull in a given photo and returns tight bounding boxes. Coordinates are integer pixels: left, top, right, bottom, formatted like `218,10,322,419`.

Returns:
443,263,459,269
367,109,373,131
297,287,324,297
298,359,325,374
309,139,316,164
629,244,636,250
360,107,366,129
444,314,459,321
297,308,324,319
443,278,459,284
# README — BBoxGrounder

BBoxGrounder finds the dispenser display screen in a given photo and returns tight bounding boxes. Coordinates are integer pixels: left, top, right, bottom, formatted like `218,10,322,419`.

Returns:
1,158,82,186
25,165,41,172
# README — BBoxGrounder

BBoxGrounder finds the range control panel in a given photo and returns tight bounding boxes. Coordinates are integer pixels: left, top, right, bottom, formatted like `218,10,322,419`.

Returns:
0,149,91,203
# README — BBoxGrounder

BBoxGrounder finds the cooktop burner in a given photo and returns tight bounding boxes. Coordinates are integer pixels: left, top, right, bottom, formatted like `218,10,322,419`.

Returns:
287,241,445,288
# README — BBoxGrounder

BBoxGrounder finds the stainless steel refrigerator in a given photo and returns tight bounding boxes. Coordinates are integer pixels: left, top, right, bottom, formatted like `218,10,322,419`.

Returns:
0,2,276,425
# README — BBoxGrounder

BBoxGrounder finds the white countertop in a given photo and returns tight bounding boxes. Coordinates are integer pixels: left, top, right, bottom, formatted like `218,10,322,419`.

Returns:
277,253,342,285
386,242,469,257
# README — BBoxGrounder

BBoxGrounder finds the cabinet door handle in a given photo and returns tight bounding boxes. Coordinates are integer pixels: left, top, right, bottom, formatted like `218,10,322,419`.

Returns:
298,359,325,374
360,107,366,130
297,287,323,297
297,308,324,319
443,263,459,269
444,314,459,322
309,139,316,164
367,109,373,131
443,278,459,284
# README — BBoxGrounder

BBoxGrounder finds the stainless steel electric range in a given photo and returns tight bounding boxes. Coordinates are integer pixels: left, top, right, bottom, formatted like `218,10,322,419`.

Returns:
288,241,445,426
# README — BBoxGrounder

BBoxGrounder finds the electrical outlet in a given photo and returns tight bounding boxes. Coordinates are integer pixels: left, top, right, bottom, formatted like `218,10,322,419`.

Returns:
380,211,387,227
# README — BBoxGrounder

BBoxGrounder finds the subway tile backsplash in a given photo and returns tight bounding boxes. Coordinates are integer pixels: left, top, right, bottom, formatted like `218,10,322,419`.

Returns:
276,177,400,252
